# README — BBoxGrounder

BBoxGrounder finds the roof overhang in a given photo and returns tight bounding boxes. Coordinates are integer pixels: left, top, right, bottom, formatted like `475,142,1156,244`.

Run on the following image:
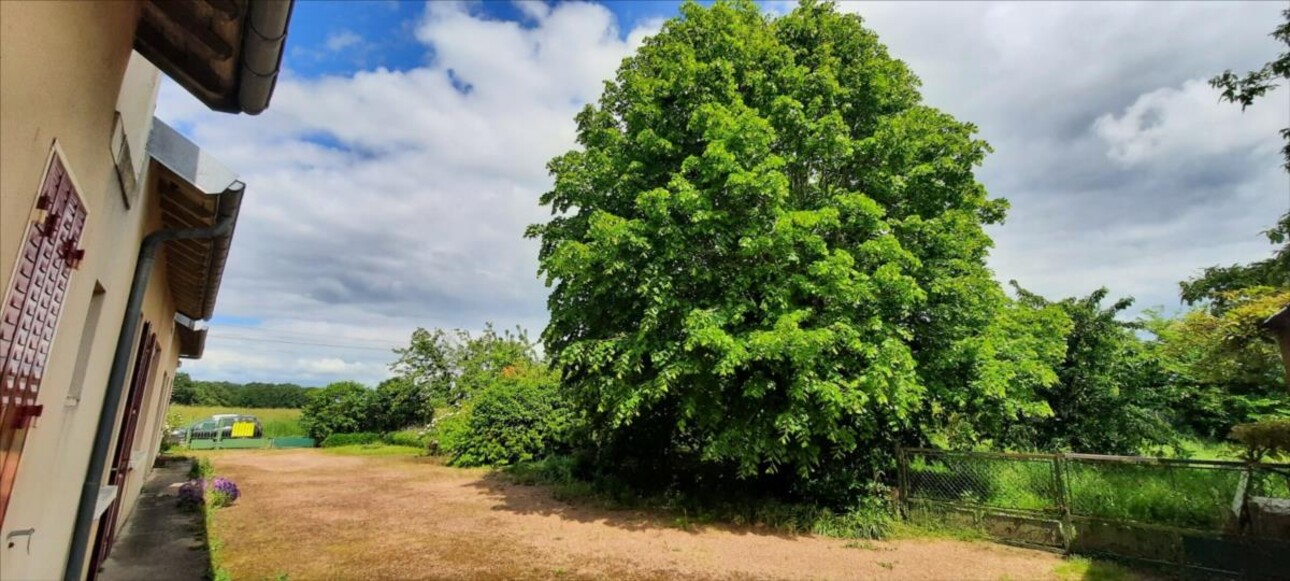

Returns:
134,0,295,115
175,316,209,359
147,119,244,324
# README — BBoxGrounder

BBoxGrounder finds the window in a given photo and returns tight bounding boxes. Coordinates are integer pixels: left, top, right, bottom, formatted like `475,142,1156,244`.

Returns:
66,282,107,406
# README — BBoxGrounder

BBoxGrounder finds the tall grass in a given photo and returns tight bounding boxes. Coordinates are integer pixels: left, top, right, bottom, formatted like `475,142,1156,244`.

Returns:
171,404,305,438
1065,461,1241,529
906,452,1248,530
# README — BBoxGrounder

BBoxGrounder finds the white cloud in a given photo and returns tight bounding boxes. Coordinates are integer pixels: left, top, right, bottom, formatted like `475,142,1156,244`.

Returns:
1094,78,1288,166
842,1,1288,312
325,30,363,52
158,1,661,385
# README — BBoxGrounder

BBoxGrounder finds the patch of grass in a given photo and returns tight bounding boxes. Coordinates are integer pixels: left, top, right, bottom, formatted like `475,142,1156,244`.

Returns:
190,457,214,479
889,519,987,542
320,444,425,457
193,458,232,581
1053,557,1142,581
1064,461,1239,529
171,405,305,438
877,561,894,570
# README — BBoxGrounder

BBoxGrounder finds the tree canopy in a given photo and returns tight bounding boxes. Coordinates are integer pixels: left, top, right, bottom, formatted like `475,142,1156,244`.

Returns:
528,0,1059,492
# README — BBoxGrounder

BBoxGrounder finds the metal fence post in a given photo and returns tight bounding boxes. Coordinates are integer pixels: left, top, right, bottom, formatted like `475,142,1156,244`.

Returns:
1052,454,1072,553
896,446,909,519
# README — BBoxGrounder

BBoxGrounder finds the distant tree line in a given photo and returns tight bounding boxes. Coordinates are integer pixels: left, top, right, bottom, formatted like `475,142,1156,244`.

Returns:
170,372,316,408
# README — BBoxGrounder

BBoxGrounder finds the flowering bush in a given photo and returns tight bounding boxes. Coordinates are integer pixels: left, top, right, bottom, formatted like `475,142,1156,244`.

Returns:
176,476,241,510
177,479,205,510
208,477,240,508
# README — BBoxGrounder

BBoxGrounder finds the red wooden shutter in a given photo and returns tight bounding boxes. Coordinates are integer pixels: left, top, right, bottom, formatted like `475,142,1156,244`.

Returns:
0,154,87,526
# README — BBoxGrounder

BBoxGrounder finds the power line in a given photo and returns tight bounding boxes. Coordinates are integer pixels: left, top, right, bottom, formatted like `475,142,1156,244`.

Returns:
210,323,404,347
207,334,400,352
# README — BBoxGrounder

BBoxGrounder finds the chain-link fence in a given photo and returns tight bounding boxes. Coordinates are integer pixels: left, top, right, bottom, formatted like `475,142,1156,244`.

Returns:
902,450,1063,514
899,448,1290,575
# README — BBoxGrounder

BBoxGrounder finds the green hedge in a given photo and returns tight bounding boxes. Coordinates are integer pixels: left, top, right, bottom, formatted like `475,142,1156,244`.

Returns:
321,432,382,448
383,430,429,449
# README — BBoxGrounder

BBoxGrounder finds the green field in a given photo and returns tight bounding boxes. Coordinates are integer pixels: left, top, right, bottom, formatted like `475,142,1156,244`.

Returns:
170,404,305,439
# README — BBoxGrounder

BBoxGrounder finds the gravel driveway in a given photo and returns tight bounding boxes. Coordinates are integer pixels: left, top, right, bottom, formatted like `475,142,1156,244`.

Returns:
207,450,1067,580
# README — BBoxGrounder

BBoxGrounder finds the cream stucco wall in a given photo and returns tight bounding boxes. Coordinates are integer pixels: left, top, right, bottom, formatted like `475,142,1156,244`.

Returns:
0,2,193,579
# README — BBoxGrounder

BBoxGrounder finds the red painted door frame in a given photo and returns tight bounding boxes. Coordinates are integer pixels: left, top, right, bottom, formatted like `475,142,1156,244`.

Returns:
87,323,157,577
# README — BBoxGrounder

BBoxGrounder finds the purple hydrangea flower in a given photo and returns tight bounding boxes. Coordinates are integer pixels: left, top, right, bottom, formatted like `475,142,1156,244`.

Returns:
177,479,205,509
209,477,240,504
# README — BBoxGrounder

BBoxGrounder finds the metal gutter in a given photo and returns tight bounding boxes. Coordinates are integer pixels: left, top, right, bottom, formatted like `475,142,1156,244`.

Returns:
238,0,294,115
62,184,243,581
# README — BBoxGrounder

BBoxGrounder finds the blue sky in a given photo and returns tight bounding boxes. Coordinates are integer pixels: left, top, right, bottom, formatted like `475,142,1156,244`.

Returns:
284,1,690,77
158,1,1287,386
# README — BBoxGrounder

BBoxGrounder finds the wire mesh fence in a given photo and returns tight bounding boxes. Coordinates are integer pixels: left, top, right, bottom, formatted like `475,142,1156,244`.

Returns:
900,448,1290,533
899,448,1290,575
1063,455,1247,530
902,450,1062,514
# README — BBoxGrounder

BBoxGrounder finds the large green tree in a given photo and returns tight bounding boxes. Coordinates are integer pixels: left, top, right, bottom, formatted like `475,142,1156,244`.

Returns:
529,0,1055,495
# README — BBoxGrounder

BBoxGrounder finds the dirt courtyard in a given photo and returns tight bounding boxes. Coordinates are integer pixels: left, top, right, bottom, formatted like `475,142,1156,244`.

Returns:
207,450,1070,580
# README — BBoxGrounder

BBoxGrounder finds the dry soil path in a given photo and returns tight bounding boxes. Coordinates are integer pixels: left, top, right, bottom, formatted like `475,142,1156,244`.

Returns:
207,450,1067,580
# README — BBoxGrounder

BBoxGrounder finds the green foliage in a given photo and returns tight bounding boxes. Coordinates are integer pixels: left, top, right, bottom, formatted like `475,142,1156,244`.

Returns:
391,324,539,407
321,444,424,457
1006,286,1176,454
299,381,378,441
527,0,1049,502
170,372,315,408
373,376,433,431
321,432,382,448
299,378,435,441
1229,419,1290,461
1147,288,1290,438
383,429,429,449
190,457,214,480
437,364,572,466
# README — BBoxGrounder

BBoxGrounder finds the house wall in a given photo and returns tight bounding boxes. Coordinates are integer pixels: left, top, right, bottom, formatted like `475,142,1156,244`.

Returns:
0,2,189,579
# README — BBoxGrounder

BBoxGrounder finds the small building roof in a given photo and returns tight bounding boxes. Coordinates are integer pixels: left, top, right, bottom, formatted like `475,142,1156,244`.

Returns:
147,119,244,324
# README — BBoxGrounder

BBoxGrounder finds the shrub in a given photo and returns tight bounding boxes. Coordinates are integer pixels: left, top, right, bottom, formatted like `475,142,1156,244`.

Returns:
437,364,571,467
208,477,241,508
178,476,241,510
373,377,433,431
383,429,429,449
178,479,205,510
300,381,378,441
321,432,382,448
1230,419,1290,461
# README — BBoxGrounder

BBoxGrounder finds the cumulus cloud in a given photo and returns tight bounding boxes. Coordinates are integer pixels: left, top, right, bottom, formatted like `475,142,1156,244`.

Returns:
844,1,1288,313
1094,78,1288,166
159,1,660,385
159,1,1287,385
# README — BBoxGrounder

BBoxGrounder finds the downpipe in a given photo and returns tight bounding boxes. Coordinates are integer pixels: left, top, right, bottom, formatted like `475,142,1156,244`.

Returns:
63,188,241,581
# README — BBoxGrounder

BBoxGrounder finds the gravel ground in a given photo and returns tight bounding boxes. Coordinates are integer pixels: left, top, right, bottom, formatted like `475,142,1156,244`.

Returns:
207,450,1067,580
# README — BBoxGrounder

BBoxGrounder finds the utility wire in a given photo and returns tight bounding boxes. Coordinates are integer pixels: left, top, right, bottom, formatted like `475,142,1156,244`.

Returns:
209,323,403,347
207,334,400,352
